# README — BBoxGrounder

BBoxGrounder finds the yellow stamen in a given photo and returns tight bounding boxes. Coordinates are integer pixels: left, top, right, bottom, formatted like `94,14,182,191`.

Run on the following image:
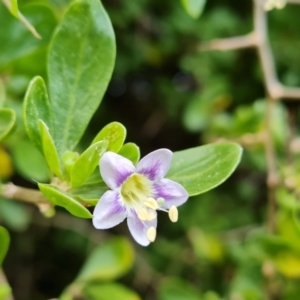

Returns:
168,205,178,222
137,209,148,221
147,227,156,242
146,211,156,221
144,198,158,210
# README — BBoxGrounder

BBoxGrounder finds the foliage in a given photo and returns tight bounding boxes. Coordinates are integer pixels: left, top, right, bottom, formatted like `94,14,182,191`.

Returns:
1,0,300,299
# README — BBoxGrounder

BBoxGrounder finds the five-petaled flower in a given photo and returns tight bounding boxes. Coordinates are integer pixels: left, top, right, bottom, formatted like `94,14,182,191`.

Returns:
92,149,189,246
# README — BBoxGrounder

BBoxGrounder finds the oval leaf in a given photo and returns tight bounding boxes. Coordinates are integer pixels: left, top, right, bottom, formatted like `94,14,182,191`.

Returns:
166,143,242,196
180,0,206,19
84,283,141,300
23,76,52,152
38,183,92,219
39,120,63,179
77,237,134,282
0,108,16,141
0,226,10,266
118,143,140,165
92,122,126,152
70,140,107,188
48,0,116,155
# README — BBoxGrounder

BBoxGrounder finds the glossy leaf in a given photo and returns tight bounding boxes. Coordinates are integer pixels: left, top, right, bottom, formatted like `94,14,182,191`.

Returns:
180,0,206,19
0,226,10,266
84,283,141,300
92,122,126,152
23,76,52,152
118,143,140,165
71,182,108,206
70,140,107,188
39,120,62,179
38,183,92,219
166,143,242,196
11,140,49,182
0,108,16,141
77,237,134,282
48,0,116,155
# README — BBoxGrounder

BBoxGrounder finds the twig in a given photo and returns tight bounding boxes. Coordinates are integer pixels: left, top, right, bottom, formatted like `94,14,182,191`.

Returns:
199,0,300,101
0,183,51,213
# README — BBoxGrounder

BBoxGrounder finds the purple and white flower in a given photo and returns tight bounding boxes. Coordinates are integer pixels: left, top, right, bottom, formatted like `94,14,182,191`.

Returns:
92,149,189,246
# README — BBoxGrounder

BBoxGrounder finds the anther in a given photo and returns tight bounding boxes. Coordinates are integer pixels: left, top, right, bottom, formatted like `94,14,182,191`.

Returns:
146,211,156,221
168,205,178,222
137,209,148,221
147,227,156,242
144,198,158,210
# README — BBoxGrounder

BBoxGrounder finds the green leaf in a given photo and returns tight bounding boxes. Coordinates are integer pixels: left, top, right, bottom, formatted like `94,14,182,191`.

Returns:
70,140,107,188
159,277,202,300
180,0,206,19
38,183,92,219
166,143,242,196
23,76,52,153
0,284,12,299
9,0,19,17
77,237,134,282
0,3,56,68
92,122,126,152
0,198,31,231
11,140,50,182
84,283,141,300
39,120,62,179
0,227,10,266
118,143,140,165
71,182,108,206
0,108,16,141
48,0,116,155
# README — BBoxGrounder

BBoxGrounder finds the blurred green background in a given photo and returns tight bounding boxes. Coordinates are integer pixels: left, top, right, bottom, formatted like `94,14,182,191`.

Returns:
1,0,300,299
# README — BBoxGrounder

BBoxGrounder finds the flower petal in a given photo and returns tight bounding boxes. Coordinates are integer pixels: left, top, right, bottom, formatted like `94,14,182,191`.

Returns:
93,190,127,229
136,149,172,181
154,178,189,208
127,210,157,246
100,151,135,189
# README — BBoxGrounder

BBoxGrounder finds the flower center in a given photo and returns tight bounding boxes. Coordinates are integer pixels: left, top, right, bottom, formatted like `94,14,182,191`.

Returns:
120,173,152,205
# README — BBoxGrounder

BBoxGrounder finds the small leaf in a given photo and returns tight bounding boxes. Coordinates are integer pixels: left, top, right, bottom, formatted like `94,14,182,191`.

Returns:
0,284,12,299
0,3,56,68
70,140,107,188
77,237,134,282
180,0,206,19
0,226,10,266
39,120,63,179
92,122,126,152
48,0,116,155
71,182,108,206
11,140,50,182
0,108,16,141
2,0,41,38
23,76,52,152
159,277,202,300
38,183,92,219
9,0,19,17
118,143,140,165
166,143,242,196
84,283,141,300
